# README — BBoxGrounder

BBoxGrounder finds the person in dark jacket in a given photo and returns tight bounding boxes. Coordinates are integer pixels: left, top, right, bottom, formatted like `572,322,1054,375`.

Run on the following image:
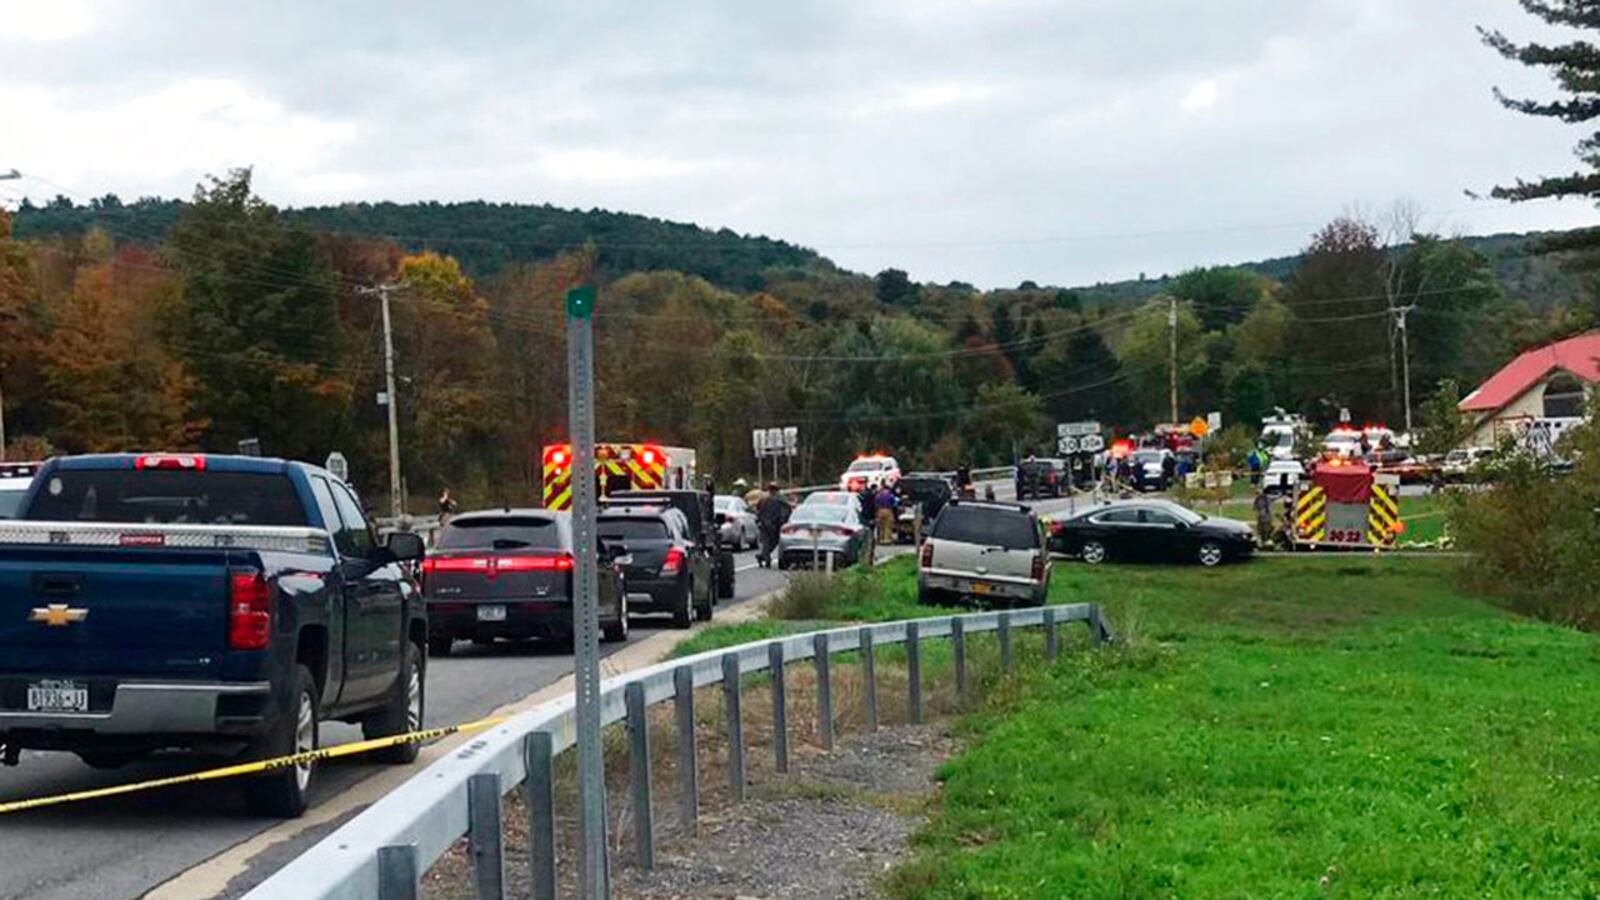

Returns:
857,483,876,526
755,484,790,568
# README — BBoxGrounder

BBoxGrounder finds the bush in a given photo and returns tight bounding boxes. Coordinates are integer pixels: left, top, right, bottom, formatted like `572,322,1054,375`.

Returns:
1450,412,1600,628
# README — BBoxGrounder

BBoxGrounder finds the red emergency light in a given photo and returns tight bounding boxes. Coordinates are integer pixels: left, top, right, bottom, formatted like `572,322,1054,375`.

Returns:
546,446,570,467
1110,439,1135,459
639,447,660,466
135,454,206,471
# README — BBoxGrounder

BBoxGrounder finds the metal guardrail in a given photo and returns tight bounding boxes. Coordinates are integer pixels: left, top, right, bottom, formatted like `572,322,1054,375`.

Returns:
244,602,1111,900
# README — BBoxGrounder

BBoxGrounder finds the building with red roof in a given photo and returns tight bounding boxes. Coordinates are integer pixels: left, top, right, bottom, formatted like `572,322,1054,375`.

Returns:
1458,332,1600,447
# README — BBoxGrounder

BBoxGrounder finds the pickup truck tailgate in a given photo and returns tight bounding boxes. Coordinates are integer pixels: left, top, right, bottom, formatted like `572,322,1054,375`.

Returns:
0,547,234,679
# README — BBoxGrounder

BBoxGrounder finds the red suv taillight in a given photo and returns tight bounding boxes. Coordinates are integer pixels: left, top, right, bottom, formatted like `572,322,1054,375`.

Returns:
919,542,933,568
661,547,684,576
229,570,271,650
1031,553,1046,582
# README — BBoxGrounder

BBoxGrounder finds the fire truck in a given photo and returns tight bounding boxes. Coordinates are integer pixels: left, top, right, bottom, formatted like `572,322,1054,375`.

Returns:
1291,456,1403,550
542,442,697,511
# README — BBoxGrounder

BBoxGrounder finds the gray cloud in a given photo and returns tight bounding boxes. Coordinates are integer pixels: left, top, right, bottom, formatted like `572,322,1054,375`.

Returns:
2,0,1596,287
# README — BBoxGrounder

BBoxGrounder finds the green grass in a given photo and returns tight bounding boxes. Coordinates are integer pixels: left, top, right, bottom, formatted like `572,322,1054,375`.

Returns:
887,557,1600,897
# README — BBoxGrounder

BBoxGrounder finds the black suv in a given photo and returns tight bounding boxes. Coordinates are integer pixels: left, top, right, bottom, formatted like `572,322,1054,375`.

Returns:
608,489,735,604
597,506,709,627
423,509,629,653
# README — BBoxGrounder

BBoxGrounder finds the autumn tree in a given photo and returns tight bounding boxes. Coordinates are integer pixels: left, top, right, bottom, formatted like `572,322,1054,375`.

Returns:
166,170,351,461
42,247,198,452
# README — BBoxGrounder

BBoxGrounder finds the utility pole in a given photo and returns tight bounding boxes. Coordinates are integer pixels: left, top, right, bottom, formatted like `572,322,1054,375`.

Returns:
1168,297,1179,425
565,285,608,898
1396,305,1415,434
1,169,18,461
358,283,405,518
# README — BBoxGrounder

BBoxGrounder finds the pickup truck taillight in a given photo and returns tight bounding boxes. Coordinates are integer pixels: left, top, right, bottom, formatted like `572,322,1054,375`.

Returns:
919,542,933,569
661,547,684,576
229,570,272,650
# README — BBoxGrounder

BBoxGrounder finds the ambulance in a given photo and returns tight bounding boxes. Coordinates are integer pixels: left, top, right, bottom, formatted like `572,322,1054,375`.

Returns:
541,442,698,511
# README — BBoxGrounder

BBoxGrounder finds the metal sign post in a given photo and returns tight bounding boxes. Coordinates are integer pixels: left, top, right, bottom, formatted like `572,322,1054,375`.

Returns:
565,285,608,898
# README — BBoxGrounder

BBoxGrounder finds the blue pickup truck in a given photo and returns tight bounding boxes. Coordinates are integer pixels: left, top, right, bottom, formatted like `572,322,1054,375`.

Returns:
0,453,428,816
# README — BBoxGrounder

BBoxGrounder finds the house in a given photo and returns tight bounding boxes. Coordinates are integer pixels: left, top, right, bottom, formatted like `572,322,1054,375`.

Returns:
1458,332,1600,448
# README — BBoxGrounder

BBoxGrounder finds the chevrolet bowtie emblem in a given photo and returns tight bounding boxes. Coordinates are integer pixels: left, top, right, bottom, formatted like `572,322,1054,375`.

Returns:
30,604,88,627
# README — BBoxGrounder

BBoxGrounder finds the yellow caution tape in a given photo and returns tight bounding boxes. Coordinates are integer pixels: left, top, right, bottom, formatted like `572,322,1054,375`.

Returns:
0,715,508,814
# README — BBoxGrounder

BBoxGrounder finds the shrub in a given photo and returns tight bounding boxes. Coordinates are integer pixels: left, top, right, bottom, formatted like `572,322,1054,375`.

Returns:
1450,411,1600,628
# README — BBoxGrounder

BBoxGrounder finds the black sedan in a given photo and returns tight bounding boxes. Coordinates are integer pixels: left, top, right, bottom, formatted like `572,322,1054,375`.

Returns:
1049,499,1255,567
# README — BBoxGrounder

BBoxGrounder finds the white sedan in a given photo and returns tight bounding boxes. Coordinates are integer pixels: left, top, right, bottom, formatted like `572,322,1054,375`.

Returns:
714,495,759,550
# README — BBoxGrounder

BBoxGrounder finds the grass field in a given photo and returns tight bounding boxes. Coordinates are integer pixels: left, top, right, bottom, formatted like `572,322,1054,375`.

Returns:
886,557,1600,897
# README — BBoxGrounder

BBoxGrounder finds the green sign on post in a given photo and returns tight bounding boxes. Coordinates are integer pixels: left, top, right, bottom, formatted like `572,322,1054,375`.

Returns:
566,285,596,320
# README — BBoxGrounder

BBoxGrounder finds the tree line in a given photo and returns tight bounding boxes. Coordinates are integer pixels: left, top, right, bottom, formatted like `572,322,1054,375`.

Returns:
0,169,1592,511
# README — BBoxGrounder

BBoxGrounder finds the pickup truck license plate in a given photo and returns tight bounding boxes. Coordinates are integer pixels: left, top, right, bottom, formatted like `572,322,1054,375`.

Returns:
477,605,507,622
970,582,993,595
27,680,89,713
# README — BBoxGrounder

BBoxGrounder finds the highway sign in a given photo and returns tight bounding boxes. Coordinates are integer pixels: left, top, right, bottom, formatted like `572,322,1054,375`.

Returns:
751,429,766,457
1057,436,1078,454
1058,420,1101,438
783,426,798,457
1079,434,1105,452
1207,411,1222,432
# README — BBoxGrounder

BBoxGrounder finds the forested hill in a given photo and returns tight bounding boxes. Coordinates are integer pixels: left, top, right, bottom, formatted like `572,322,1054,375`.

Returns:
14,194,1588,309
1070,230,1588,312
12,195,826,291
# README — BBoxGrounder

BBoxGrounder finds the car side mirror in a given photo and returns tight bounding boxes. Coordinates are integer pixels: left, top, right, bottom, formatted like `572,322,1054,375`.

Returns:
385,531,426,562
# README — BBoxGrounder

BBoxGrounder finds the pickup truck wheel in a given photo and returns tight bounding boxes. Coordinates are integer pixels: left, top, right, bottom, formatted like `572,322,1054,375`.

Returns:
671,582,693,629
241,664,318,818
427,635,453,658
365,643,424,764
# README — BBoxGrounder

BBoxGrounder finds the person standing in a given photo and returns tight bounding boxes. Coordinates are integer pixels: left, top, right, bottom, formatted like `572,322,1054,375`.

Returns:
873,483,898,545
755,483,789,568
437,488,458,525
1253,490,1274,548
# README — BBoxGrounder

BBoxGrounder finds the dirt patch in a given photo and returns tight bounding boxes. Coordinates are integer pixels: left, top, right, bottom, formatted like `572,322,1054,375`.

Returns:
612,725,955,899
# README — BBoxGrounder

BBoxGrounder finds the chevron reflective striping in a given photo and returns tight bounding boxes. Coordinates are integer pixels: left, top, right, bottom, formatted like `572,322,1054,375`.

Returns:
549,485,572,511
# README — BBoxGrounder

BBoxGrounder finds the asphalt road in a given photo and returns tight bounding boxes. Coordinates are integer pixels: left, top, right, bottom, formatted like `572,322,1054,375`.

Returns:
0,546,791,900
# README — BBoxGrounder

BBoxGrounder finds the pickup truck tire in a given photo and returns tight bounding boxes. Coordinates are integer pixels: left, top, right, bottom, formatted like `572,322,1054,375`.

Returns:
365,643,424,764
241,664,319,818
671,582,693,629
427,635,453,658
716,551,735,600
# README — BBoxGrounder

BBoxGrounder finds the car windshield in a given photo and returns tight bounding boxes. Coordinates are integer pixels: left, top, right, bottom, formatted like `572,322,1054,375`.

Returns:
714,496,739,512
1132,451,1163,464
792,506,851,525
932,506,1037,550
24,469,309,526
597,518,669,541
437,516,563,550
0,488,27,519
847,459,887,472
899,479,947,497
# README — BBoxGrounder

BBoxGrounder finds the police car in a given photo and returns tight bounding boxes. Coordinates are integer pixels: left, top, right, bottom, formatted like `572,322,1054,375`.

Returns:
0,462,40,519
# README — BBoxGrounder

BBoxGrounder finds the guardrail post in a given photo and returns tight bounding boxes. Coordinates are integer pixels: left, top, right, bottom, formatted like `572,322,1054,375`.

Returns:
1044,607,1059,661
1089,604,1115,643
626,682,655,870
814,632,834,751
377,843,419,900
522,732,556,900
769,642,789,773
672,665,698,832
722,653,745,802
906,621,923,725
951,617,967,706
860,627,878,733
999,612,1014,671
468,773,504,899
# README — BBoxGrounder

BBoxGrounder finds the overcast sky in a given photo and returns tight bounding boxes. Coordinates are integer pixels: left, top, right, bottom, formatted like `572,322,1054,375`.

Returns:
3,0,1598,288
